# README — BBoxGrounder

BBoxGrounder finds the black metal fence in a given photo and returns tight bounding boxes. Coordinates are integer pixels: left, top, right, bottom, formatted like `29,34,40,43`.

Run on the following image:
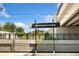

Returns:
0,33,79,40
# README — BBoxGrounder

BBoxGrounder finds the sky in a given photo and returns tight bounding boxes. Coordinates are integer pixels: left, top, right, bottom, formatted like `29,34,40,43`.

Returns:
0,3,60,33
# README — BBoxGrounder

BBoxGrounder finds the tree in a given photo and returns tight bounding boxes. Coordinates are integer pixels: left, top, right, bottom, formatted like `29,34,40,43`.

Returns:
44,32,53,40
0,24,3,31
15,27,25,39
3,22,16,32
31,30,45,40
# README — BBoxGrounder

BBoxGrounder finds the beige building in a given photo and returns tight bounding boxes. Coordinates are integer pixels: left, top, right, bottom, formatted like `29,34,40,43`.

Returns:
0,31,18,39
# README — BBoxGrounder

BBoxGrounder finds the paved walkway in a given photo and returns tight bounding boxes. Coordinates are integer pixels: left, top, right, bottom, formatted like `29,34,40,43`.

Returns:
0,53,79,56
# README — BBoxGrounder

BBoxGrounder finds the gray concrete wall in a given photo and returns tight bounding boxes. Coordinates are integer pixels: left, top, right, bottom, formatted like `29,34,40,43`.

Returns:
0,44,11,51
55,40,79,52
56,27,79,34
0,40,79,52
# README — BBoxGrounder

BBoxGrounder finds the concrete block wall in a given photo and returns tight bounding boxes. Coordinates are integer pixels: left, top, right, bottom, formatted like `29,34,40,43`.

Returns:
55,40,79,52
56,27,79,34
37,44,54,51
0,44,12,51
0,40,12,51
0,40,79,52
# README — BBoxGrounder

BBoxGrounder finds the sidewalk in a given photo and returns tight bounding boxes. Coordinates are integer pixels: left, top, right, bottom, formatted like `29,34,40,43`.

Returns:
0,53,79,56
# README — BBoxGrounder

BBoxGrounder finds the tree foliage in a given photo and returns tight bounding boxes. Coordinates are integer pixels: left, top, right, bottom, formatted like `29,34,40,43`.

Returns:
0,24,3,31
15,27,25,38
44,32,53,40
0,22,53,40
3,22,16,32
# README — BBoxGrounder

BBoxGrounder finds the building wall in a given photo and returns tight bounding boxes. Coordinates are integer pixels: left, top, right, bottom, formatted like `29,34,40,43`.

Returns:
56,27,79,34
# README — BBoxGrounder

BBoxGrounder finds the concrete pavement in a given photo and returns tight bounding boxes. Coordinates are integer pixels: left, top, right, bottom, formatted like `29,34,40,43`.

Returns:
0,53,79,56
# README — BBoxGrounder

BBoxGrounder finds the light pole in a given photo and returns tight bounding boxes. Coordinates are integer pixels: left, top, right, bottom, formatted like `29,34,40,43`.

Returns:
52,16,55,53
0,7,3,11
35,19,37,55
52,15,57,54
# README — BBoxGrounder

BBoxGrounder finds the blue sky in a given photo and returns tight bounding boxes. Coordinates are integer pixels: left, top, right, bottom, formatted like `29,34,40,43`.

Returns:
0,3,59,32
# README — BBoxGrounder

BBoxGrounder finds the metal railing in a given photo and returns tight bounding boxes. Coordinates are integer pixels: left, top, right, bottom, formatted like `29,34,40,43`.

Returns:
0,33,79,40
